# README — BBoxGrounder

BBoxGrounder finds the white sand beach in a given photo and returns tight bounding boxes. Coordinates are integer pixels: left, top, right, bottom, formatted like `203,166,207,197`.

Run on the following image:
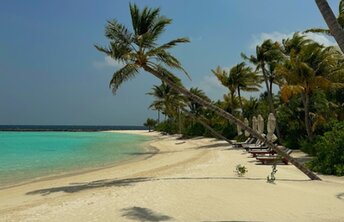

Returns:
0,130,343,222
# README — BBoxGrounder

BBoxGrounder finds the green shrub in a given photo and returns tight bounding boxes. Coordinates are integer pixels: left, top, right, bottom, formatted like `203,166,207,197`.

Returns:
155,120,178,134
235,164,248,177
182,122,205,137
308,121,344,176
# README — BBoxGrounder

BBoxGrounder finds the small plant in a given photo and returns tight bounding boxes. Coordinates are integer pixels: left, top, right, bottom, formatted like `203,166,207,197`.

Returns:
235,164,248,177
267,163,278,183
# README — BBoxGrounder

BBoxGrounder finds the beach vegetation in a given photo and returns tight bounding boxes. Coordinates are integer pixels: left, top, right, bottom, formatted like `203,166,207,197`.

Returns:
144,118,158,132
97,3,343,179
308,121,344,176
235,164,248,177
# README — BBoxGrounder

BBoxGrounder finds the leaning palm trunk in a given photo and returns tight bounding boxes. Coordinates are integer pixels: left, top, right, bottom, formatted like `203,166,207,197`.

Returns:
237,88,244,112
262,66,282,141
143,65,321,180
183,109,233,144
315,0,344,53
301,93,313,141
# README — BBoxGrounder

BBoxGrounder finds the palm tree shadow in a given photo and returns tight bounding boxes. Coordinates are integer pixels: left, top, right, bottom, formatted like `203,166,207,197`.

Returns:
121,206,173,221
26,177,151,196
196,142,231,149
26,176,310,196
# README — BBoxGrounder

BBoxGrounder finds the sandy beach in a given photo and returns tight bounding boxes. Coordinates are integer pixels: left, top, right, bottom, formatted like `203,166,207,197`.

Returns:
0,130,343,222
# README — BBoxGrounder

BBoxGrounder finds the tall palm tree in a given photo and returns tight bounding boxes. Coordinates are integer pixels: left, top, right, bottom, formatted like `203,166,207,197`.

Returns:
276,37,341,140
231,62,261,111
306,0,344,35
241,40,284,140
212,66,237,114
212,63,260,113
147,82,185,133
95,4,320,180
147,83,166,122
183,88,233,143
314,0,344,53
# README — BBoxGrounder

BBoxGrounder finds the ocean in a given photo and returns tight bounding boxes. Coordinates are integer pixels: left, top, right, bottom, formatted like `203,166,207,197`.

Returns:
0,128,151,187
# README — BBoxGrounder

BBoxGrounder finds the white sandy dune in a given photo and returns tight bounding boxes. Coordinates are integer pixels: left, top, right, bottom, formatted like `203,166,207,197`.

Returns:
0,130,343,222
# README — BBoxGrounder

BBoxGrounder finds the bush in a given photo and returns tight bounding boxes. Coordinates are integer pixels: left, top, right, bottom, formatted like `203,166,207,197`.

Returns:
308,121,344,176
155,120,178,134
182,122,205,137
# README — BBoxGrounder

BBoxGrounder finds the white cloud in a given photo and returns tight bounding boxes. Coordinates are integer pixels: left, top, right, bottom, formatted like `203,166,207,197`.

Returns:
249,31,336,50
92,56,125,69
191,74,227,101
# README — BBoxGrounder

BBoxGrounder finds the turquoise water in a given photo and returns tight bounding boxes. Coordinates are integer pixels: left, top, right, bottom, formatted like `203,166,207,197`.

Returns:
0,132,150,187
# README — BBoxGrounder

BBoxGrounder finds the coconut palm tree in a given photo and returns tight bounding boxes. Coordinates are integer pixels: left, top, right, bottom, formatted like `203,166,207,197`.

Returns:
147,82,185,133
95,4,320,180
241,40,284,140
306,0,344,35
314,0,344,53
276,38,342,140
231,63,261,111
183,88,233,143
212,66,237,114
212,63,260,113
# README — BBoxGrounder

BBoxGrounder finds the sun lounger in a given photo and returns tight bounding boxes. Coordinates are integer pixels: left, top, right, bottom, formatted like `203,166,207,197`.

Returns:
243,140,266,150
248,148,276,157
232,137,256,148
255,149,293,165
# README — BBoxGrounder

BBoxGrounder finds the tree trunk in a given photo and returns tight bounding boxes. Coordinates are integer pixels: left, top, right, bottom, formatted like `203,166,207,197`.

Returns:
263,66,282,141
178,107,182,134
143,65,321,180
315,0,344,53
231,91,235,114
183,109,233,144
237,87,244,112
301,93,313,141
157,110,160,123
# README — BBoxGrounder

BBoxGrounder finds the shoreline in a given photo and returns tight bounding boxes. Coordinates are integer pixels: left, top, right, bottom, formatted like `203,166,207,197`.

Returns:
0,130,157,190
1,130,343,221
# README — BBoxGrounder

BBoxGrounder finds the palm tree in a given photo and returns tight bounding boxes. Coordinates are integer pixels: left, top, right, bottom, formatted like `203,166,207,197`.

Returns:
241,40,284,140
306,0,344,35
231,63,261,111
144,118,157,132
183,88,233,143
147,84,166,122
212,66,237,114
95,4,320,180
314,0,344,53
276,37,341,140
147,82,185,133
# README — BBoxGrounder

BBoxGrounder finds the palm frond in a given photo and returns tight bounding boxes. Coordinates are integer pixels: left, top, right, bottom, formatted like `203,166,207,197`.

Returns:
304,28,331,35
147,38,190,55
109,63,139,94
280,85,304,102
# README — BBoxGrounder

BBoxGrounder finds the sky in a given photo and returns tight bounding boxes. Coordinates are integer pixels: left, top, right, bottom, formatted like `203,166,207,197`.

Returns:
0,0,339,125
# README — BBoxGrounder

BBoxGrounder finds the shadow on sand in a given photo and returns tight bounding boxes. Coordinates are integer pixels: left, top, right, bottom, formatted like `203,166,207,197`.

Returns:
26,176,310,196
121,206,173,221
195,142,231,149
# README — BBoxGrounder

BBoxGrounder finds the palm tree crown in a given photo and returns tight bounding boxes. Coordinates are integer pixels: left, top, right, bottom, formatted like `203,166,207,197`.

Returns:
95,4,190,93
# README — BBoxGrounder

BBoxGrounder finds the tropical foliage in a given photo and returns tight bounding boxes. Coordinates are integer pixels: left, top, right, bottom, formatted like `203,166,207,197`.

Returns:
97,3,344,178
308,121,344,176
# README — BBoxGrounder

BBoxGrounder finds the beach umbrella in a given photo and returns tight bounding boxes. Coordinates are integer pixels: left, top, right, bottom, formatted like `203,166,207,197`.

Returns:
237,124,243,136
257,114,264,134
267,113,277,141
244,118,250,137
252,116,258,131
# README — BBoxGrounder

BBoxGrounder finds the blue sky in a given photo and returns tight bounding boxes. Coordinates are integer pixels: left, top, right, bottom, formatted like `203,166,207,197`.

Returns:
0,0,338,125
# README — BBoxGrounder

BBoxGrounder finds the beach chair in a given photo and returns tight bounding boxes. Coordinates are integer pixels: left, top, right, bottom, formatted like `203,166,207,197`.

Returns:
232,137,256,148
255,149,293,165
243,139,266,150
248,148,276,157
